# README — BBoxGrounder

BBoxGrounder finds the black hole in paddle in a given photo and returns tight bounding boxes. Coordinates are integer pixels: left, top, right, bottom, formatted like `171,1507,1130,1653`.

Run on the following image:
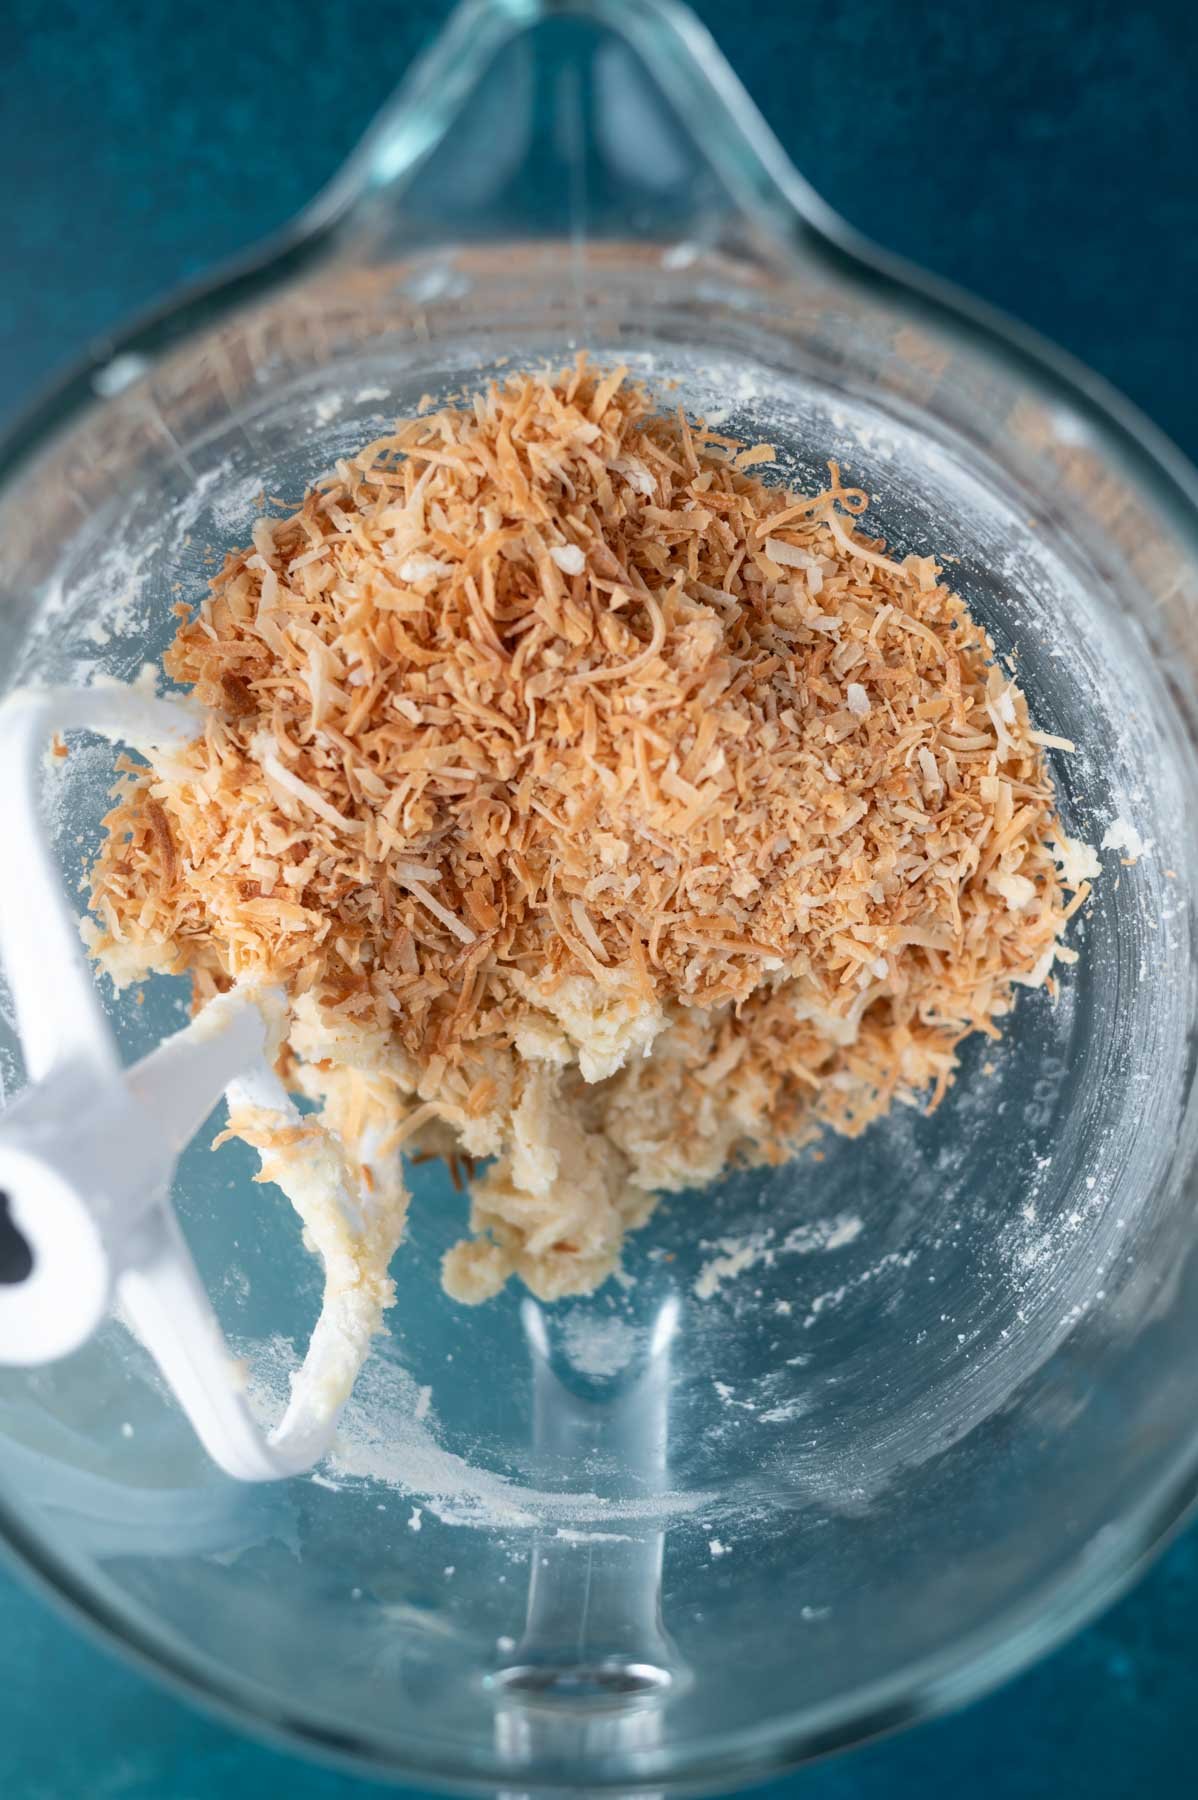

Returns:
0,1192,33,1284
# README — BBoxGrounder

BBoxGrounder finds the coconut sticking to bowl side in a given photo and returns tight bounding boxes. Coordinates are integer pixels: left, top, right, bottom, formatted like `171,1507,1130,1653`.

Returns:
83,360,1094,1346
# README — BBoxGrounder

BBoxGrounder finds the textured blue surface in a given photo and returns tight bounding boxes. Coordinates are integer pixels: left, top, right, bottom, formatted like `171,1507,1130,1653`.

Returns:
2,1,1197,1795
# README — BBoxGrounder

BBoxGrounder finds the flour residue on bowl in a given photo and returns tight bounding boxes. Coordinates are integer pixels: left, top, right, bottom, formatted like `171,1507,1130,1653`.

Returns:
1101,815,1152,861
694,1211,863,1300
237,1333,711,1530
560,1311,641,1378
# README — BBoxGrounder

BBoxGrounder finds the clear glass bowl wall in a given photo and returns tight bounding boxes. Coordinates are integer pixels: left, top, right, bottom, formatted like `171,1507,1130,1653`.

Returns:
0,6,1197,1791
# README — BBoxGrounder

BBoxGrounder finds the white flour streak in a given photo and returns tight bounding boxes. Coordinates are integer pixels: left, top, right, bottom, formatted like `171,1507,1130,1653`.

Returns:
802,1248,919,1329
1102,816,1151,861
758,1398,809,1425
238,1334,710,1530
555,1528,635,1544
560,1312,640,1378
694,1212,863,1299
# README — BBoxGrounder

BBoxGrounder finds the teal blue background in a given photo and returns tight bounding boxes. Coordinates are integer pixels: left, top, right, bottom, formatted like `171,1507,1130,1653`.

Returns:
2,1,1197,1795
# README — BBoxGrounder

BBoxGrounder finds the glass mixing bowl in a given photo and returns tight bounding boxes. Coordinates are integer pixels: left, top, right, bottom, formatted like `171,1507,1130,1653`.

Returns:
2,0,1198,1789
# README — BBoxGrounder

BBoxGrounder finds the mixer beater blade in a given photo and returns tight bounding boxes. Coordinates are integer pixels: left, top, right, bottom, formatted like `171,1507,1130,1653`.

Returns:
0,683,392,1479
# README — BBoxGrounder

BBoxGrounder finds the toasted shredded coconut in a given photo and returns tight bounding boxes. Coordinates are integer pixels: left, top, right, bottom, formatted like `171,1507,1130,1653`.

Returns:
87,358,1089,1321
